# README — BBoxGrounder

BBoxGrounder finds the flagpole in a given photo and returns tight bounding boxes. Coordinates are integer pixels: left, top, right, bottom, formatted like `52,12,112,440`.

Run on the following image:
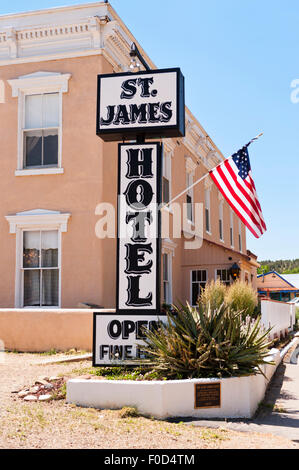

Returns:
161,132,263,211
162,172,210,209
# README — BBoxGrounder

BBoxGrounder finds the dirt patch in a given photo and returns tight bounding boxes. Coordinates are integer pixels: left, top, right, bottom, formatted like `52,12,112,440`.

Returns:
0,353,298,449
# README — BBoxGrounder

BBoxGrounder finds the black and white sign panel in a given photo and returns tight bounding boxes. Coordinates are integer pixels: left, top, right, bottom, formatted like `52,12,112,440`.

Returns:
96,68,185,141
93,313,164,366
117,142,162,315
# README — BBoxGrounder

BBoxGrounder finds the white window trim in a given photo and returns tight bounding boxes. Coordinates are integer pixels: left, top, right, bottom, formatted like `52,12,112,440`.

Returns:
162,238,176,305
230,209,234,249
205,187,211,235
162,150,173,212
8,71,71,176
219,199,224,242
5,209,71,308
238,219,243,253
215,268,231,285
185,156,196,224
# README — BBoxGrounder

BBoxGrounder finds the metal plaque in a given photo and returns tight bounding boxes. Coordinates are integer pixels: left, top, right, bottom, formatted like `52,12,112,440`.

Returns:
194,383,221,409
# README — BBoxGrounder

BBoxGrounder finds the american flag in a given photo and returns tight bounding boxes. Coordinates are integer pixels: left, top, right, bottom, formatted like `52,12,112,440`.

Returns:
209,146,266,238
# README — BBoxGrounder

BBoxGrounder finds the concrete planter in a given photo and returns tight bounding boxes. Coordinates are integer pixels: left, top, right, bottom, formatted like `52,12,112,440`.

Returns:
66,349,280,419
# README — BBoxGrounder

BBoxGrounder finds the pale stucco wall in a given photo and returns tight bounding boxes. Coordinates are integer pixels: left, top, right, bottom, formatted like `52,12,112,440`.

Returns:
0,51,251,311
0,309,104,351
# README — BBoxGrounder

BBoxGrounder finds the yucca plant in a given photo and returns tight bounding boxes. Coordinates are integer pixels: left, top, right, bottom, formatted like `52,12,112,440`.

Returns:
140,302,273,380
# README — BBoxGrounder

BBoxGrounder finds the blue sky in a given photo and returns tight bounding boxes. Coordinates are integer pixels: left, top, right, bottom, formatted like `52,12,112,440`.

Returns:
1,0,299,261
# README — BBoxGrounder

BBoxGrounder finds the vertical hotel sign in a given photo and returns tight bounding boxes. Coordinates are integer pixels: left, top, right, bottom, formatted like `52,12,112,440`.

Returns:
117,142,161,314
94,68,185,365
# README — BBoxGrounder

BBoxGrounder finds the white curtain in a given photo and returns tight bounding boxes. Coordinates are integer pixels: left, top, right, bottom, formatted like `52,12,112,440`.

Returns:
25,93,59,129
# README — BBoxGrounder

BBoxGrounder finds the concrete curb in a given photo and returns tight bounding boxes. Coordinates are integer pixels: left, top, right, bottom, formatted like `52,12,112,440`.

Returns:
280,333,299,363
35,353,92,365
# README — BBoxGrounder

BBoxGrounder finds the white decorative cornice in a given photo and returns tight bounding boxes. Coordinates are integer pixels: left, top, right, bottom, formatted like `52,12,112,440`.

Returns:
185,155,197,173
204,178,213,190
164,139,176,157
102,20,132,72
0,2,226,173
183,111,224,171
8,71,71,96
6,209,71,233
162,238,177,254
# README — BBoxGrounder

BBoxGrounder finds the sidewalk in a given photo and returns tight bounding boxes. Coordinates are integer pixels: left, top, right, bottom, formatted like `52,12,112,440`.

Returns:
187,347,299,443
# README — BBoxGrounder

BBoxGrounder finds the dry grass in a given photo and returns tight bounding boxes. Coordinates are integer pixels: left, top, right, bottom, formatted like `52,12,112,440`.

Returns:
0,353,298,449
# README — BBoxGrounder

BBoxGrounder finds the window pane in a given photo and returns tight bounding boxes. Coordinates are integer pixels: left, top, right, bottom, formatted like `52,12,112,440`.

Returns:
192,283,199,306
41,231,58,267
192,270,196,282
24,270,40,306
43,93,59,128
25,94,43,129
23,231,40,268
24,130,42,167
205,208,210,231
43,129,58,166
219,219,223,239
163,254,168,281
42,269,59,306
163,177,170,204
163,281,169,304
202,270,207,282
187,194,192,220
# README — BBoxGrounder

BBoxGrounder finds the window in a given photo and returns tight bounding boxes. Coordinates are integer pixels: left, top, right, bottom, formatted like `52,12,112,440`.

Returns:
162,152,172,205
191,270,207,306
24,93,59,168
270,292,280,301
23,230,59,307
281,292,291,302
230,210,234,247
5,209,70,308
186,171,194,222
163,253,172,304
219,200,224,241
205,189,211,233
216,269,231,286
238,220,242,252
8,71,71,176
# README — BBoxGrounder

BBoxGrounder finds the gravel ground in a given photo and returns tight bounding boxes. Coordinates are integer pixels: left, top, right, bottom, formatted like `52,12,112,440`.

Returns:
0,353,298,449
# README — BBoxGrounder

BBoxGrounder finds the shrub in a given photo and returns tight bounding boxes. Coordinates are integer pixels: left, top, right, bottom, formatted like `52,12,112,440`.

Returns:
119,407,139,418
225,281,257,319
200,279,227,311
141,302,272,380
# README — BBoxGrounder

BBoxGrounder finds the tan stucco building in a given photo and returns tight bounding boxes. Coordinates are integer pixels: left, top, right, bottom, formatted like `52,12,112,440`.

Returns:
0,2,258,312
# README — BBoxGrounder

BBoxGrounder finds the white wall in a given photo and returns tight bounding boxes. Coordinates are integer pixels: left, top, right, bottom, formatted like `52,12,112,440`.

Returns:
261,299,295,340
67,349,281,419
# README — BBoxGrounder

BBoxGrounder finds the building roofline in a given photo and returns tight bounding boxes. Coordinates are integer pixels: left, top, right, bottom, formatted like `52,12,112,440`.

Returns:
257,270,296,288
0,1,107,20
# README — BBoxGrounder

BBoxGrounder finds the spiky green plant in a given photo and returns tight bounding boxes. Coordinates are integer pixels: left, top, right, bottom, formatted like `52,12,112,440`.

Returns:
140,302,273,380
